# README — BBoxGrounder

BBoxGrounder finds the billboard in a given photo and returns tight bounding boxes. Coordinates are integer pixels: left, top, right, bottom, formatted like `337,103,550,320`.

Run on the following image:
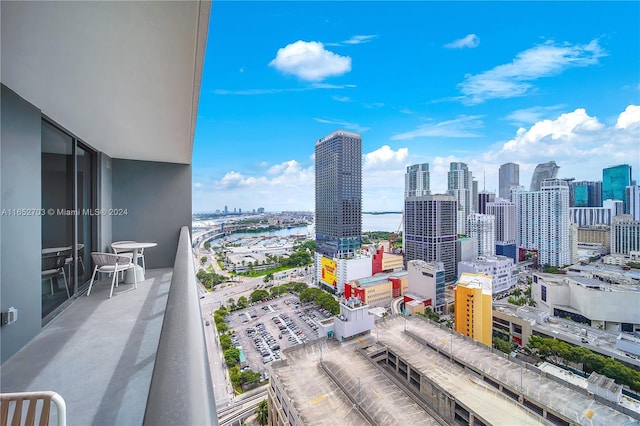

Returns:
321,257,337,287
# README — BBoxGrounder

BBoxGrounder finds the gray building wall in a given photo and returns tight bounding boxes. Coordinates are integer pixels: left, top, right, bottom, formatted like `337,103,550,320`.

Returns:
111,159,192,268
97,153,113,252
1,85,43,363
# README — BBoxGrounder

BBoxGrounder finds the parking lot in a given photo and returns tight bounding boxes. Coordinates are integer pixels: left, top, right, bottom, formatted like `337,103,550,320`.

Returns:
225,294,334,377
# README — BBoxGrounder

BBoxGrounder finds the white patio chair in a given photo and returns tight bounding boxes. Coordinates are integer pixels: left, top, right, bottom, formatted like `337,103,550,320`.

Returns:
111,241,145,271
0,390,66,426
87,252,137,298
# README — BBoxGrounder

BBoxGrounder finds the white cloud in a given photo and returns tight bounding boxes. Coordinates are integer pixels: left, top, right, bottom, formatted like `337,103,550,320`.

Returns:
269,40,351,81
314,117,370,133
615,105,640,129
391,115,484,140
364,145,408,168
343,35,378,45
501,108,604,153
444,34,480,49
459,39,606,104
326,34,378,46
332,95,352,102
363,102,385,109
193,182,203,189
504,105,566,125
213,83,355,96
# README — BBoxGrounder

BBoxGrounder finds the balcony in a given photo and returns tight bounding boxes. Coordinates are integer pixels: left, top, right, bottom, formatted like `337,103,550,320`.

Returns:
1,227,216,425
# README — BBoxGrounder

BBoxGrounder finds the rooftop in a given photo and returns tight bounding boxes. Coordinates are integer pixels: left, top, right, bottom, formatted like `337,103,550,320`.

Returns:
269,339,439,425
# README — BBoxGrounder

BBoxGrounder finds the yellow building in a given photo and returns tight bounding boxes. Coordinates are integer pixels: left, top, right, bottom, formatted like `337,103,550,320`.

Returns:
454,273,493,347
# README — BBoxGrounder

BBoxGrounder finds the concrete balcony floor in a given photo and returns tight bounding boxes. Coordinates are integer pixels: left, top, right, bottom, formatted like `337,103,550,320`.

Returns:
1,268,172,425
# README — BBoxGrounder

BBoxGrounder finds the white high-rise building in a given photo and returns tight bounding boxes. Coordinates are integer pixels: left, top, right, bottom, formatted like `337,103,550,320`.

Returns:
405,163,430,197
514,179,570,267
626,185,640,220
486,198,517,262
448,162,474,235
611,215,640,255
457,255,516,294
466,213,496,257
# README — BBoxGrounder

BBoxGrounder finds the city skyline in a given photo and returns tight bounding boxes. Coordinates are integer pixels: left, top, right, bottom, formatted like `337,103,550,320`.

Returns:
192,1,639,212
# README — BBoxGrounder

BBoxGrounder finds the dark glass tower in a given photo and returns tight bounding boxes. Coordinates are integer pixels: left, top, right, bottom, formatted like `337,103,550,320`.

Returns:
603,164,632,204
315,130,362,258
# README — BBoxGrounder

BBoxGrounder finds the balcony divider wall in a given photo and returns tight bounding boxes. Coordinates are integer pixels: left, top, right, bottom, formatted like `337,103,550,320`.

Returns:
111,159,192,269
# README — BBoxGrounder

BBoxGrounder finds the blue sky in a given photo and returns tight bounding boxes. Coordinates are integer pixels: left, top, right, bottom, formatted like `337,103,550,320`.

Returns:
192,1,640,213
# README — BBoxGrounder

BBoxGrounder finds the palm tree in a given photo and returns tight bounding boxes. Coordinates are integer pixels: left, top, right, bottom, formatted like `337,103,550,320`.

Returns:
254,400,268,426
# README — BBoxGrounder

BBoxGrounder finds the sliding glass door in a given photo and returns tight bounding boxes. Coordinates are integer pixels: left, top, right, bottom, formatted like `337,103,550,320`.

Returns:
41,120,96,319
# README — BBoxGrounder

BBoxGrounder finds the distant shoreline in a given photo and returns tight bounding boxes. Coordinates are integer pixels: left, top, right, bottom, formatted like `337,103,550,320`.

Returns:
363,211,402,215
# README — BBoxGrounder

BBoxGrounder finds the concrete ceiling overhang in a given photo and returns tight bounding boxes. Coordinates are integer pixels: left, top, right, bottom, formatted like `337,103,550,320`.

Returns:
1,0,210,164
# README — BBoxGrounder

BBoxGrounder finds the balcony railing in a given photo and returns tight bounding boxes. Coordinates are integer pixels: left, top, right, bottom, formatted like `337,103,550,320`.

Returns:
143,226,217,425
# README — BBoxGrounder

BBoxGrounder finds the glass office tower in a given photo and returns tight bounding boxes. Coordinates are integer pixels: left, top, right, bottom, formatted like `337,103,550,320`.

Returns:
315,130,362,258
603,164,632,205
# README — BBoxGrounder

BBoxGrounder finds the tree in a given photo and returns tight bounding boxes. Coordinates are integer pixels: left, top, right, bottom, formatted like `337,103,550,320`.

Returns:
219,334,232,351
204,241,211,251
250,289,270,303
254,400,268,426
263,272,274,284
224,347,241,366
493,337,513,354
237,296,249,309
200,256,207,265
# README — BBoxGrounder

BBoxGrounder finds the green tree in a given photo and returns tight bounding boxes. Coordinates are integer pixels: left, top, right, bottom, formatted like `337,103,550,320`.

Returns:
250,289,270,303
263,272,274,284
204,241,211,251
237,296,249,309
240,370,261,385
255,400,269,426
493,337,514,354
424,307,440,322
200,256,207,265
224,347,241,366
229,365,241,387
219,334,232,351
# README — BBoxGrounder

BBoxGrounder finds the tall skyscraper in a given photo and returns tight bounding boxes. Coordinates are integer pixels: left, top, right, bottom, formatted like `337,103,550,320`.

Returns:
486,198,517,262
405,163,430,197
602,164,632,204
515,179,570,267
315,130,362,258
569,180,602,207
447,162,474,235
404,194,457,280
499,162,519,199
530,161,560,191
467,213,496,257
477,190,495,214
626,185,640,220
454,272,492,346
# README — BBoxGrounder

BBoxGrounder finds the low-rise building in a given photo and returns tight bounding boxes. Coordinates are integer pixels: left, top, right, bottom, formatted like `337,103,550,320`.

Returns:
407,260,445,312
345,271,408,307
532,272,640,333
458,255,516,294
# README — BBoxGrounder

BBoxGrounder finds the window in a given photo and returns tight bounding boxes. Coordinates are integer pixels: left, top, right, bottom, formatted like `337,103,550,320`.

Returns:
541,285,547,302
41,120,96,321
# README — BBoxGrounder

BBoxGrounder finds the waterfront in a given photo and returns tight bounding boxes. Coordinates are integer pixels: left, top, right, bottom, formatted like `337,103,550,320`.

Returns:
194,212,403,241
